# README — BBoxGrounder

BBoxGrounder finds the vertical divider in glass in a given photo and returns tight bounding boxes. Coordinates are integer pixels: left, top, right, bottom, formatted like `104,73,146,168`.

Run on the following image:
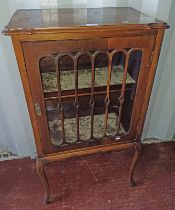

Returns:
104,51,112,137
74,54,80,142
117,50,130,134
55,55,66,144
89,54,95,140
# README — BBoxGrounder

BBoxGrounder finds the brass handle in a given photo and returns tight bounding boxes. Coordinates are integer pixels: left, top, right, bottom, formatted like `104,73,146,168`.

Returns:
34,103,42,116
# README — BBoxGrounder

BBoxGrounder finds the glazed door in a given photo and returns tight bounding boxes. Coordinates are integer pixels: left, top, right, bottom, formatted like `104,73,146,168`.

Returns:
22,35,155,154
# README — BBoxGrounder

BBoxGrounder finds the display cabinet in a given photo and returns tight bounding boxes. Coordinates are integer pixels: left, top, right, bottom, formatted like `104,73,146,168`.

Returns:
3,7,169,203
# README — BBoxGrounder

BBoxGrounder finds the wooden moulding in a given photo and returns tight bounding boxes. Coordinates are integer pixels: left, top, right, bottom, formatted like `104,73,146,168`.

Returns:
2,7,169,36
43,141,135,163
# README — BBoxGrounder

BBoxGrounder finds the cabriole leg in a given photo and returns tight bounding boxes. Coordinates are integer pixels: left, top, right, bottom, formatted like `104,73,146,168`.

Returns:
129,142,142,187
36,158,50,204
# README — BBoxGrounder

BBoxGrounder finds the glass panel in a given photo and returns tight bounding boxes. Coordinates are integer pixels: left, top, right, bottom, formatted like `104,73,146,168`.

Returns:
93,94,106,139
45,99,63,146
107,52,125,136
121,50,142,131
94,53,108,88
93,53,107,138
40,56,57,92
78,54,92,140
39,56,64,146
59,56,77,143
78,54,92,90
39,49,143,147
60,55,75,91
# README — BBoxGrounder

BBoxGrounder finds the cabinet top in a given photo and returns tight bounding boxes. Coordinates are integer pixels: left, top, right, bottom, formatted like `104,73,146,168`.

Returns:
3,7,169,35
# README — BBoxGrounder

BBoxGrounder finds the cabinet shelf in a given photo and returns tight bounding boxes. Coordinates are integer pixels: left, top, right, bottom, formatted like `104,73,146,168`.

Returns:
41,66,135,93
48,112,125,146
47,105,119,120
44,86,132,100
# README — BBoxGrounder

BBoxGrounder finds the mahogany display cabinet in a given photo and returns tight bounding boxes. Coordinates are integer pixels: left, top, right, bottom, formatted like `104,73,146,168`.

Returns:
3,7,169,203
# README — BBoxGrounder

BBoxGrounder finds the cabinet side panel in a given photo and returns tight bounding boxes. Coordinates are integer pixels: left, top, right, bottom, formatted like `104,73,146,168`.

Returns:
128,34,156,136
11,36,43,156
137,29,166,138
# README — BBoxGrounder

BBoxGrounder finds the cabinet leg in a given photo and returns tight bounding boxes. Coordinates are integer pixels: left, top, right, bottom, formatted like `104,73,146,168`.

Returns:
36,158,50,204
129,142,142,187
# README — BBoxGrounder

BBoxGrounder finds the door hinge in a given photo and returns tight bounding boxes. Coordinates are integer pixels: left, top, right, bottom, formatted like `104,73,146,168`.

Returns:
34,103,42,116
